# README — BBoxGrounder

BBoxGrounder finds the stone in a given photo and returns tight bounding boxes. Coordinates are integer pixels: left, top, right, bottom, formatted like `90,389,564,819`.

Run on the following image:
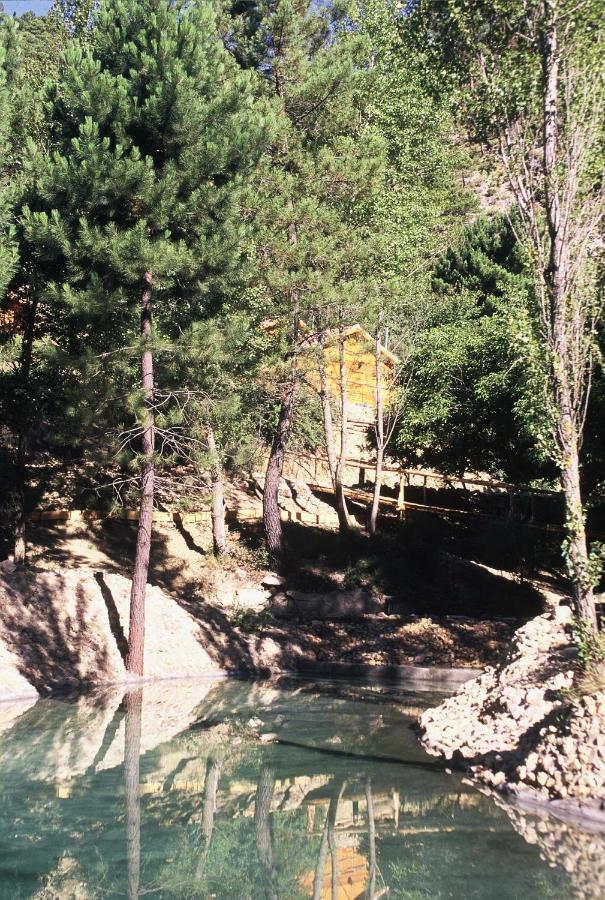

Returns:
280,587,381,620
234,587,269,611
553,604,573,625
261,573,286,588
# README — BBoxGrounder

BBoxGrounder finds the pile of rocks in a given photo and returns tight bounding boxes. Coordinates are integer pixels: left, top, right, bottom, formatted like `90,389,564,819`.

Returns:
421,606,575,760
420,606,605,810
510,691,605,800
489,789,605,900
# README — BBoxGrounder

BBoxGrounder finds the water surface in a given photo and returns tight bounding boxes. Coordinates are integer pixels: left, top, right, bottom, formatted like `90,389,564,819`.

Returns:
0,677,598,898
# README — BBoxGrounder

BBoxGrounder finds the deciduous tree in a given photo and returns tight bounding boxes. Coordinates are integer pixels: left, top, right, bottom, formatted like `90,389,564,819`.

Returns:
413,0,605,629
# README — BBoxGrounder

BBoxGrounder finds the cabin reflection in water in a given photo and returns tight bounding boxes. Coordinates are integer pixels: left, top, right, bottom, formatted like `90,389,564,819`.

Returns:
0,678,598,898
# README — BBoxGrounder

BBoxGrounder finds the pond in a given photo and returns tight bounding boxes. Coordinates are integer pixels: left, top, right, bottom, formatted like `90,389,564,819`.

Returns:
0,677,599,899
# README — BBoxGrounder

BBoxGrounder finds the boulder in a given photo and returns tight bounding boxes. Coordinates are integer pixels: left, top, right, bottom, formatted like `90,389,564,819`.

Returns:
234,587,270,611
261,573,286,589
273,587,380,620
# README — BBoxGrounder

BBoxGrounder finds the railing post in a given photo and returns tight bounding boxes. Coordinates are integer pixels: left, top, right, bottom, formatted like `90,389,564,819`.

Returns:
397,471,405,520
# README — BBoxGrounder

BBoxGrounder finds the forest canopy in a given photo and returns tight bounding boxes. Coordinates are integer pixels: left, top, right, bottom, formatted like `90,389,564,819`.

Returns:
0,0,603,667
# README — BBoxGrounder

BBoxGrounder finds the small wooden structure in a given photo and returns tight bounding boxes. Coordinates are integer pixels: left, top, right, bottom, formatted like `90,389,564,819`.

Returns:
318,324,399,416
0,291,28,336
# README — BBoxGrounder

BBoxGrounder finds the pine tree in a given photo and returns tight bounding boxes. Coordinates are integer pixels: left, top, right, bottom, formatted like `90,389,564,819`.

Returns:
0,13,34,566
0,22,16,295
22,0,268,673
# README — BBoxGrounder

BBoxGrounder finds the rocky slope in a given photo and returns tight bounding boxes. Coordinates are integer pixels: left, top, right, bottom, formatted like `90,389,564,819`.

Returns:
420,607,605,815
0,566,287,699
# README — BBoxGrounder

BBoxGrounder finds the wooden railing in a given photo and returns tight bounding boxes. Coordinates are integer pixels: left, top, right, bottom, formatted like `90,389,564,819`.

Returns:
282,451,576,534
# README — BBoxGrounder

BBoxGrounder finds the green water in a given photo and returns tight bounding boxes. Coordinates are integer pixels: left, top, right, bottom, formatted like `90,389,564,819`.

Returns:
0,677,596,898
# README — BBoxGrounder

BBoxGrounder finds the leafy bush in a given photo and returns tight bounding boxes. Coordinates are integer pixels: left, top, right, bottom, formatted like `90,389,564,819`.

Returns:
230,608,272,634
342,556,385,592
571,616,605,696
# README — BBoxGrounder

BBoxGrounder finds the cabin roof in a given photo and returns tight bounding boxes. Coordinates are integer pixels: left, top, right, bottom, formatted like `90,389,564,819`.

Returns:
325,323,400,365
259,319,400,365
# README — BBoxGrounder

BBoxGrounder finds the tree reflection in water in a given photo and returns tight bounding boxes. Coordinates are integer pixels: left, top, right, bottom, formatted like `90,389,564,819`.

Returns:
255,767,278,900
312,780,347,900
196,755,222,880
124,688,142,900
0,678,592,899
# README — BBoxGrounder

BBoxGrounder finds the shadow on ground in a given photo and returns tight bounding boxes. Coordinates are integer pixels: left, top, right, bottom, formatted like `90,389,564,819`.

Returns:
0,504,562,691
236,515,550,620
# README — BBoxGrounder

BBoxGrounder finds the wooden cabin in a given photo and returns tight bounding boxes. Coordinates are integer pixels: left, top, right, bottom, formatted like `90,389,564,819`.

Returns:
0,291,28,336
261,318,399,424
260,319,400,485
318,323,399,423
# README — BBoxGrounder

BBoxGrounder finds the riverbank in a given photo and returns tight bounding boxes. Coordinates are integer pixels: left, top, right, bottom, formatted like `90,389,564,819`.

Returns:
0,561,499,701
419,606,605,823
0,512,550,700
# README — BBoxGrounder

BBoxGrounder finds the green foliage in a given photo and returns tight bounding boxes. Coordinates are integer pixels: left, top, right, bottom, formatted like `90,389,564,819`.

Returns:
24,0,269,321
227,0,390,437
0,8,67,161
230,606,271,634
0,26,17,295
18,0,271,499
51,0,96,36
166,312,269,474
234,530,270,570
432,213,524,299
343,555,385,592
587,542,605,589
394,215,554,482
571,615,605,672
357,0,474,306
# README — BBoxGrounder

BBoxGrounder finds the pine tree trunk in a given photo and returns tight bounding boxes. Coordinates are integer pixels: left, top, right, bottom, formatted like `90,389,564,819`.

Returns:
13,434,27,567
263,375,296,571
12,297,38,567
124,688,142,900
335,325,351,534
254,767,278,900
127,273,155,676
207,426,227,556
369,332,384,538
